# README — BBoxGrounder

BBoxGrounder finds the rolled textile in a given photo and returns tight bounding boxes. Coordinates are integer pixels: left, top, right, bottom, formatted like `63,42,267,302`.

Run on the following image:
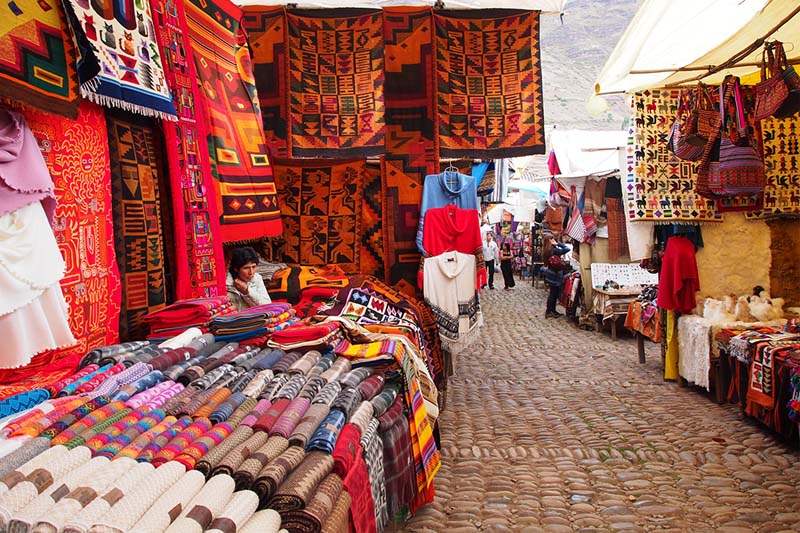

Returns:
332,424,375,533
46,367,99,398
0,445,69,494
280,472,342,533
270,398,310,439
306,410,346,454
8,455,110,532
208,367,243,392
211,430,270,477
185,333,219,354
0,439,50,480
108,370,165,402
194,425,253,477
297,377,326,401
356,374,385,401
9,399,90,439
142,382,185,409
128,469,205,532
228,370,257,394
172,422,233,470
178,343,239,385
288,351,321,375
275,374,306,400
162,385,199,415
61,461,155,533
32,457,137,533
88,363,151,399
147,347,198,373
228,397,259,427
253,398,290,433
267,451,334,512
115,415,179,460
118,345,166,366
40,397,110,440
0,438,29,461
349,402,374,436
193,388,232,419
79,342,149,368
289,403,330,448
125,380,180,409
261,375,290,402
253,349,285,370
232,435,289,491
50,401,126,447
369,386,398,418
191,364,236,391
339,368,373,389
57,365,113,398
319,358,351,383
0,446,92,526
162,356,204,382
320,490,351,533
205,490,259,533
252,446,306,504
135,416,193,463
238,509,282,533
177,387,218,417
312,382,341,407
74,364,125,395
83,409,145,454
241,370,273,398
271,352,302,374
1,399,73,438
95,409,165,459
331,388,361,421
164,474,234,533
151,418,212,466
158,327,204,349
0,390,50,420
361,418,387,532
210,392,246,424
62,407,134,450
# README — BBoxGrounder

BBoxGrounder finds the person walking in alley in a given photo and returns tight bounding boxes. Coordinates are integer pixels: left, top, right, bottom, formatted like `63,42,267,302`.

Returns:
542,236,570,318
482,232,499,289
499,241,516,290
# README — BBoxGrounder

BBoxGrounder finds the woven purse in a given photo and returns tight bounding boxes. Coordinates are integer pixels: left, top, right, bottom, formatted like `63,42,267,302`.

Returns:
754,44,788,121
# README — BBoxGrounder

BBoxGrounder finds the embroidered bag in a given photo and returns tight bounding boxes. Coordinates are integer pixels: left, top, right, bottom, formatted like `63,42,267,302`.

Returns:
667,90,705,161
754,43,788,121
774,41,800,119
564,186,585,243
718,77,765,196
694,84,720,141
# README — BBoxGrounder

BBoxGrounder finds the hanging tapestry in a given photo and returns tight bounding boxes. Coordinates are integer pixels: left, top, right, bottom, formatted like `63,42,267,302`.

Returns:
746,114,800,218
361,161,384,279
0,0,79,118
150,0,225,299
434,9,545,158
273,158,366,274
286,9,385,157
242,6,289,159
59,0,175,118
185,0,283,242
627,90,722,222
107,115,168,341
0,101,122,393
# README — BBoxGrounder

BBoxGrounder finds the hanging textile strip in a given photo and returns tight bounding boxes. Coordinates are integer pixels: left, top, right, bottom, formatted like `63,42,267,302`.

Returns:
272,157,366,274
361,417,388,531
0,0,79,117
434,9,544,158
0,102,122,394
285,9,385,157
746,113,800,218
150,0,226,299
241,6,290,158
59,0,176,119
184,0,282,242
332,423,375,533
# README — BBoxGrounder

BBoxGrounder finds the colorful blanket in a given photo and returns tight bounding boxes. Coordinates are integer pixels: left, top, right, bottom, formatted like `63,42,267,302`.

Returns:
273,157,365,273
150,0,225,299
0,0,80,117
107,115,168,340
185,0,282,242
746,113,800,218
242,6,290,158
286,9,385,157
434,9,544,158
0,102,122,397
60,0,175,118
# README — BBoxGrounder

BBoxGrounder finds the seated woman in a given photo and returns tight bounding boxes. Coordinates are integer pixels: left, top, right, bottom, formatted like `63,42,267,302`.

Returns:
226,246,272,311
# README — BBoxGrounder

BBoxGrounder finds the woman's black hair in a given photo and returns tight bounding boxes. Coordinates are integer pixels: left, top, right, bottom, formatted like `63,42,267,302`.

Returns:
229,246,260,278
502,242,511,251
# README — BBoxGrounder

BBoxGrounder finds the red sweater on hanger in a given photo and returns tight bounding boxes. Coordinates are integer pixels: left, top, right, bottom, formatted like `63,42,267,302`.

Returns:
419,204,486,289
656,236,700,314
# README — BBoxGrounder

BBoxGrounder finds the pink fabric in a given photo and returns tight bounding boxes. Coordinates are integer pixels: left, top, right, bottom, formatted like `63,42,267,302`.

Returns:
0,109,55,222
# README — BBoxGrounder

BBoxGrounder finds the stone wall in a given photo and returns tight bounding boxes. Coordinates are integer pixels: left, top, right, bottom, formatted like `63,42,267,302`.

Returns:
768,218,800,307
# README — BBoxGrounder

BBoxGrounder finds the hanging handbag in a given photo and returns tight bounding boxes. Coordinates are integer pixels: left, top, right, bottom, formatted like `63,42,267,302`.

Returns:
773,41,800,119
696,81,732,198
718,78,765,196
754,43,789,121
694,84,720,141
564,186,585,243
667,91,705,161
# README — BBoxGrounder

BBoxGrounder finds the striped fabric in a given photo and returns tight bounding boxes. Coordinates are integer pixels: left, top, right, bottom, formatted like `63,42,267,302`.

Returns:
135,416,193,463
289,403,330,448
193,388,232,419
253,446,306,504
287,351,321,375
241,370,274,397
83,409,146,454
313,382,341,407
232,435,289,491
361,418,388,531
165,474,235,533
209,392,246,424
63,407,133,449
172,422,233,469
115,415,179,459
319,358,351,383
151,418,212,466
128,469,205,532
211,431,269,477
8,398,90,438
270,398,310,438
40,397,110,440
194,425,253,477
227,397,259,427
349,401,374,436
95,409,166,459
50,401,123,446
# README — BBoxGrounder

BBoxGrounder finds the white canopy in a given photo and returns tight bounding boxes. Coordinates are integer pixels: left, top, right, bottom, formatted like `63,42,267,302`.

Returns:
235,0,565,11
550,129,628,177
594,0,800,94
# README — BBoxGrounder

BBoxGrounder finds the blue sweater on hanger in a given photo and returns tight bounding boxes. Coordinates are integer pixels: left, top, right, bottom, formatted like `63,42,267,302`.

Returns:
416,171,480,255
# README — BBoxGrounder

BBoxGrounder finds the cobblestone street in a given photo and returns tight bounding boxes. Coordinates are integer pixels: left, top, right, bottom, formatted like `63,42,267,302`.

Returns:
403,282,800,532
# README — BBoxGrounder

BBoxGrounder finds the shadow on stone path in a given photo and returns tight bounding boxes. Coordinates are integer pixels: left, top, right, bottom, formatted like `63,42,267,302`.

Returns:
401,282,800,532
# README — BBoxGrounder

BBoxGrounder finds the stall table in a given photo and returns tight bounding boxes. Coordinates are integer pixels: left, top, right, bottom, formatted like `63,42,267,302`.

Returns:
624,300,661,364
592,287,641,340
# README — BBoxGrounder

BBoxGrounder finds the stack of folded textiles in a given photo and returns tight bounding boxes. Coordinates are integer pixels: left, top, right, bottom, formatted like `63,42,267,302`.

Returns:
210,303,300,342
143,297,234,340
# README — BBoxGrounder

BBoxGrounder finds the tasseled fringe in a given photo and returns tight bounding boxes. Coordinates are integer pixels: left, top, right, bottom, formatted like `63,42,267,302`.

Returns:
80,88,179,122
439,324,482,354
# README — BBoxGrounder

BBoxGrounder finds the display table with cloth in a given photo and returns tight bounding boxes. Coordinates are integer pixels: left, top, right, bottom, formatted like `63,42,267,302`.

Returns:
592,288,641,339
624,301,661,364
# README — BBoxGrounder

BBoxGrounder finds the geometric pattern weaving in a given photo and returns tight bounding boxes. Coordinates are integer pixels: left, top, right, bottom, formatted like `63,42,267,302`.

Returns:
107,115,168,341
360,161,384,279
746,113,800,219
273,157,366,274
287,9,385,157
434,9,545,158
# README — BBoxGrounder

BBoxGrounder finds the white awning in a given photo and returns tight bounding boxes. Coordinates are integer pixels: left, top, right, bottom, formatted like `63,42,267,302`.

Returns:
235,0,566,12
594,0,800,94
550,129,628,177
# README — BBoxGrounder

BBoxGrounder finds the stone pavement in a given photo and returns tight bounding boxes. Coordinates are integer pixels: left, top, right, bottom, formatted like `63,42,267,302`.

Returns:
402,281,800,532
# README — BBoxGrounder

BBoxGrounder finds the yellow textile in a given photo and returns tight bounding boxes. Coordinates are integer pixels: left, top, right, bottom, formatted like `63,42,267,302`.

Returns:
665,310,679,380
